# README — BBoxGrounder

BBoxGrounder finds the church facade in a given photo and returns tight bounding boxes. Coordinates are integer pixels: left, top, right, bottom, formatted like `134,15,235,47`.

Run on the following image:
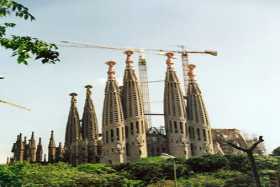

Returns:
10,52,217,165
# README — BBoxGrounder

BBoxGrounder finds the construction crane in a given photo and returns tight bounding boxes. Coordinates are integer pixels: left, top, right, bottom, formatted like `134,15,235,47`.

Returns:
0,99,31,111
60,41,217,94
59,41,217,123
146,45,217,94
0,77,31,111
60,40,163,128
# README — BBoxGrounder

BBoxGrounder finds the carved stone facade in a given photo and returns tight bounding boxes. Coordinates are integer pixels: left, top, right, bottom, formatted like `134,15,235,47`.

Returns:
186,64,214,156
122,50,147,162
101,61,126,165
10,131,63,163
12,56,240,165
164,52,190,159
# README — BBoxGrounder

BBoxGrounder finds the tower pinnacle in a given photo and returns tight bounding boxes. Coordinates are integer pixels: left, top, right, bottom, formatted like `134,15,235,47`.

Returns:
187,64,196,81
165,52,175,69
124,50,134,68
106,61,116,80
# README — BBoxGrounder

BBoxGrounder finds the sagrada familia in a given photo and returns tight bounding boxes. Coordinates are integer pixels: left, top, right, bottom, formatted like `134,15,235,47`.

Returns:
9,51,264,165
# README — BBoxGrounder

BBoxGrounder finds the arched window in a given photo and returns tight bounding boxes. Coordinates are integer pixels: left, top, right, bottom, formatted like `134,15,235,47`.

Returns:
180,122,183,133
197,128,201,141
203,129,207,141
110,129,114,142
116,128,120,141
130,122,134,135
136,121,140,134
125,126,129,139
174,121,178,133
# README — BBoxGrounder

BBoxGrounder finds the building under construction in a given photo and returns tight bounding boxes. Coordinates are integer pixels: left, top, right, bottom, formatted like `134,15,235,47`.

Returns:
9,51,264,165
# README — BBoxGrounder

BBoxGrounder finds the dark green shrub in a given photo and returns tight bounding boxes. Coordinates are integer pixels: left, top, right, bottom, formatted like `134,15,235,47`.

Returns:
223,174,255,187
186,154,228,172
272,147,280,156
224,154,250,172
77,163,116,174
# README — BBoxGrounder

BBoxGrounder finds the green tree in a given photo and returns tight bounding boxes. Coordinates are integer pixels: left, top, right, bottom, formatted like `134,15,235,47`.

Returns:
272,147,280,156
0,0,59,64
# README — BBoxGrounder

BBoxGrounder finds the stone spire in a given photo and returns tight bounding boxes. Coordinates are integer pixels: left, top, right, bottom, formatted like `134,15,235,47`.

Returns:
81,85,99,162
55,142,64,162
29,132,36,162
23,136,30,161
102,61,126,164
48,130,56,163
36,137,43,162
122,50,147,162
64,92,81,165
186,64,214,155
163,52,190,158
18,133,24,162
11,134,24,162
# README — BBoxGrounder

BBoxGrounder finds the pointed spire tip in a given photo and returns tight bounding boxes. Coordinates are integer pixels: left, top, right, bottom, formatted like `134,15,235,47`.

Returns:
85,85,92,89
69,92,78,97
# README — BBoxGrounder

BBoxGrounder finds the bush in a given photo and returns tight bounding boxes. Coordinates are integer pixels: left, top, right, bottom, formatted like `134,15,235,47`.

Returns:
114,157,189,185
180,174,225,187
224,154,250,172
77,163,116,174
186,154,228,172
272,147,280,156
223,174,255,187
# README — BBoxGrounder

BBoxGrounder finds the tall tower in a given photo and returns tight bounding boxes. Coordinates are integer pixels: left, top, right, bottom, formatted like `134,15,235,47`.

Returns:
81,85,99,163
56,142,64,162
48,130,56,163
23,136,30,161
102,61,126,165
164,52,190,158
64,93,81,165
122,50,148,162
29,132,36,162
18,133,24,162
186,64,214,156
36,137,43,162
138,55,152,128
12,133,24,162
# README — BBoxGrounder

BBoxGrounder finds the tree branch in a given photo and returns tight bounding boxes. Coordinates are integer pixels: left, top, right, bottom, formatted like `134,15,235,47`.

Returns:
249,136,264,152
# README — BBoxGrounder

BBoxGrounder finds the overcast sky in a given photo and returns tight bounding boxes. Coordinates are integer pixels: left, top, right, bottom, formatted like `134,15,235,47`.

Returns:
0,0,279,163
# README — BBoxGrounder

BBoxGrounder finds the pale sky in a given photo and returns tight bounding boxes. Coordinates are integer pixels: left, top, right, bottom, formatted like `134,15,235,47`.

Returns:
0,0,279,163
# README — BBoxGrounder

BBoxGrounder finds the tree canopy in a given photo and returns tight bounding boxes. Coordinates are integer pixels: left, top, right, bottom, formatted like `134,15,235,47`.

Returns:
272,146,280,156
0,0,59,64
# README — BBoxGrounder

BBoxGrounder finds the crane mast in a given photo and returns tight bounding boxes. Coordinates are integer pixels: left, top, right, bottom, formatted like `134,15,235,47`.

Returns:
181,51,189,95
138,55,152,128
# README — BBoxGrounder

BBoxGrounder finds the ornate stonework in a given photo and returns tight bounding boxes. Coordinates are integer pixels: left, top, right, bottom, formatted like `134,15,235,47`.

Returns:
122,50,148,162
164,52,190,158
186,64,214,156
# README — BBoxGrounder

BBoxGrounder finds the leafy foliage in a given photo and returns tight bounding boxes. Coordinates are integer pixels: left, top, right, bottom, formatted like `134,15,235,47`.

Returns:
0,155,280,186
114,156,190,185
0,0,59,64
272,146,280,156
186,154,228,172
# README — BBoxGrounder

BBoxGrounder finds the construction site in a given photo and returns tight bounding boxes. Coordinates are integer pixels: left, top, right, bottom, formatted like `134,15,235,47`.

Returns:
6,42,265,165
